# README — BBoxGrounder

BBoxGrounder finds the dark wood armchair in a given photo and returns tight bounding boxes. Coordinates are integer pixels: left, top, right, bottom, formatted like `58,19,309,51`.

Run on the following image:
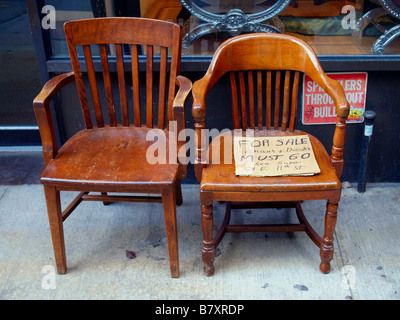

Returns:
33,18,191,278
192,33,349,276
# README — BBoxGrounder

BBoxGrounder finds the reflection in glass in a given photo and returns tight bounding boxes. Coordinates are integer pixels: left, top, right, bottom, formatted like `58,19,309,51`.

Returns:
45,0,400,56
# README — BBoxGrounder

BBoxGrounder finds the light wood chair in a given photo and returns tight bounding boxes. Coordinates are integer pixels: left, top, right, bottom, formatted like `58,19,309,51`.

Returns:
192,33,349,276
34,18,191,278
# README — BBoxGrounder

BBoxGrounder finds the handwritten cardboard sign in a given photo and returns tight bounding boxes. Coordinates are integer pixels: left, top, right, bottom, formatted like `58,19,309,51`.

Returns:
233,135,320,177
302,72,368,125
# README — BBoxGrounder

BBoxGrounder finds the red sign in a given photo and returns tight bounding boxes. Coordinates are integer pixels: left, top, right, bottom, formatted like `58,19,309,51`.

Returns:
302,72,368,125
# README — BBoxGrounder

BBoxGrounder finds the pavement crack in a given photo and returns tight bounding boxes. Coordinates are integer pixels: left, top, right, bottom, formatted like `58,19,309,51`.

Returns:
334,228,360,300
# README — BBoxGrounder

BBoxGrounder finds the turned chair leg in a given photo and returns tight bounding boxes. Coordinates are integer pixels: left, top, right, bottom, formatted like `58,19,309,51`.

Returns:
201,201,215,276
43,185,67,274
320,201,338,274
162,187,179,278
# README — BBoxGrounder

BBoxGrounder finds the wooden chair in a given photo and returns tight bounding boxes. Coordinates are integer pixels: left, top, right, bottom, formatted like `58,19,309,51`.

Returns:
33,18,191,278
192,33,349,276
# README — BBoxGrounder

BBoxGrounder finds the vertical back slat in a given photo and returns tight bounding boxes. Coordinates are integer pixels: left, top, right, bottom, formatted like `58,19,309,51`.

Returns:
248,71,255,129
67,46,93,129
257,71,263,129
64,25,93,129
289,71,300,132
281,70,291,131
266,71,271,130
116,44,129,126
131,44,141,127
238,71,247,130
100,44,117,127
167,39,180,126
146,45,154,128
274,71,281,130
230,72,240,129
83,45,104,127
158,46,167,129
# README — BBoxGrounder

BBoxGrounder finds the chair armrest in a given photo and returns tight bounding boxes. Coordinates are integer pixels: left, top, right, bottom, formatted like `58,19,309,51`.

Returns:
173,75,192,179
174,75,192,110
191,75,209,122
191,76,211,182
34,72,75,107
33,72,75,166
325,77,350,178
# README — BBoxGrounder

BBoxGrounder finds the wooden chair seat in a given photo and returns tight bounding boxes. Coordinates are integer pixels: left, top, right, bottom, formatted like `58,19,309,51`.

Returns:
41,127,179,190
201,130,341,194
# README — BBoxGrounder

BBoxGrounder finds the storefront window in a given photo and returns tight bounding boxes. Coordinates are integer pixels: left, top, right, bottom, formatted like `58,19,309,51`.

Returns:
45,0,94,57
44,0,400,57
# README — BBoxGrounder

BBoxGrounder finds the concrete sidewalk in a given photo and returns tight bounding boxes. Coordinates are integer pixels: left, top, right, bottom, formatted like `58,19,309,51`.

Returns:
0,181,399,300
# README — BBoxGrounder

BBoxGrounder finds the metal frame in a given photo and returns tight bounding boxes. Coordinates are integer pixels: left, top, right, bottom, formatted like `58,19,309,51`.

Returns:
179,0,291,47
372,0,400,54
353,0,400,54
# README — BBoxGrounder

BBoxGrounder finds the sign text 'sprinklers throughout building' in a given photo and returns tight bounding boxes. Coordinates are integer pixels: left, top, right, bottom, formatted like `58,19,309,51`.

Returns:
302,73,368,125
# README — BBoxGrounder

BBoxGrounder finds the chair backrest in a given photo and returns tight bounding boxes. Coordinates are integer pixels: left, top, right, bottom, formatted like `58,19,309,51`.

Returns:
192,33,349,132
64,17,182,130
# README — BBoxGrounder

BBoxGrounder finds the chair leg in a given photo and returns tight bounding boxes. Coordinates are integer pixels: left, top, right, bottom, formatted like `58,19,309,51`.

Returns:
201,200,215,276
162,187,179,278
320,201,338,274
175,180,183,206
43,185,67,274
101,192,110,205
